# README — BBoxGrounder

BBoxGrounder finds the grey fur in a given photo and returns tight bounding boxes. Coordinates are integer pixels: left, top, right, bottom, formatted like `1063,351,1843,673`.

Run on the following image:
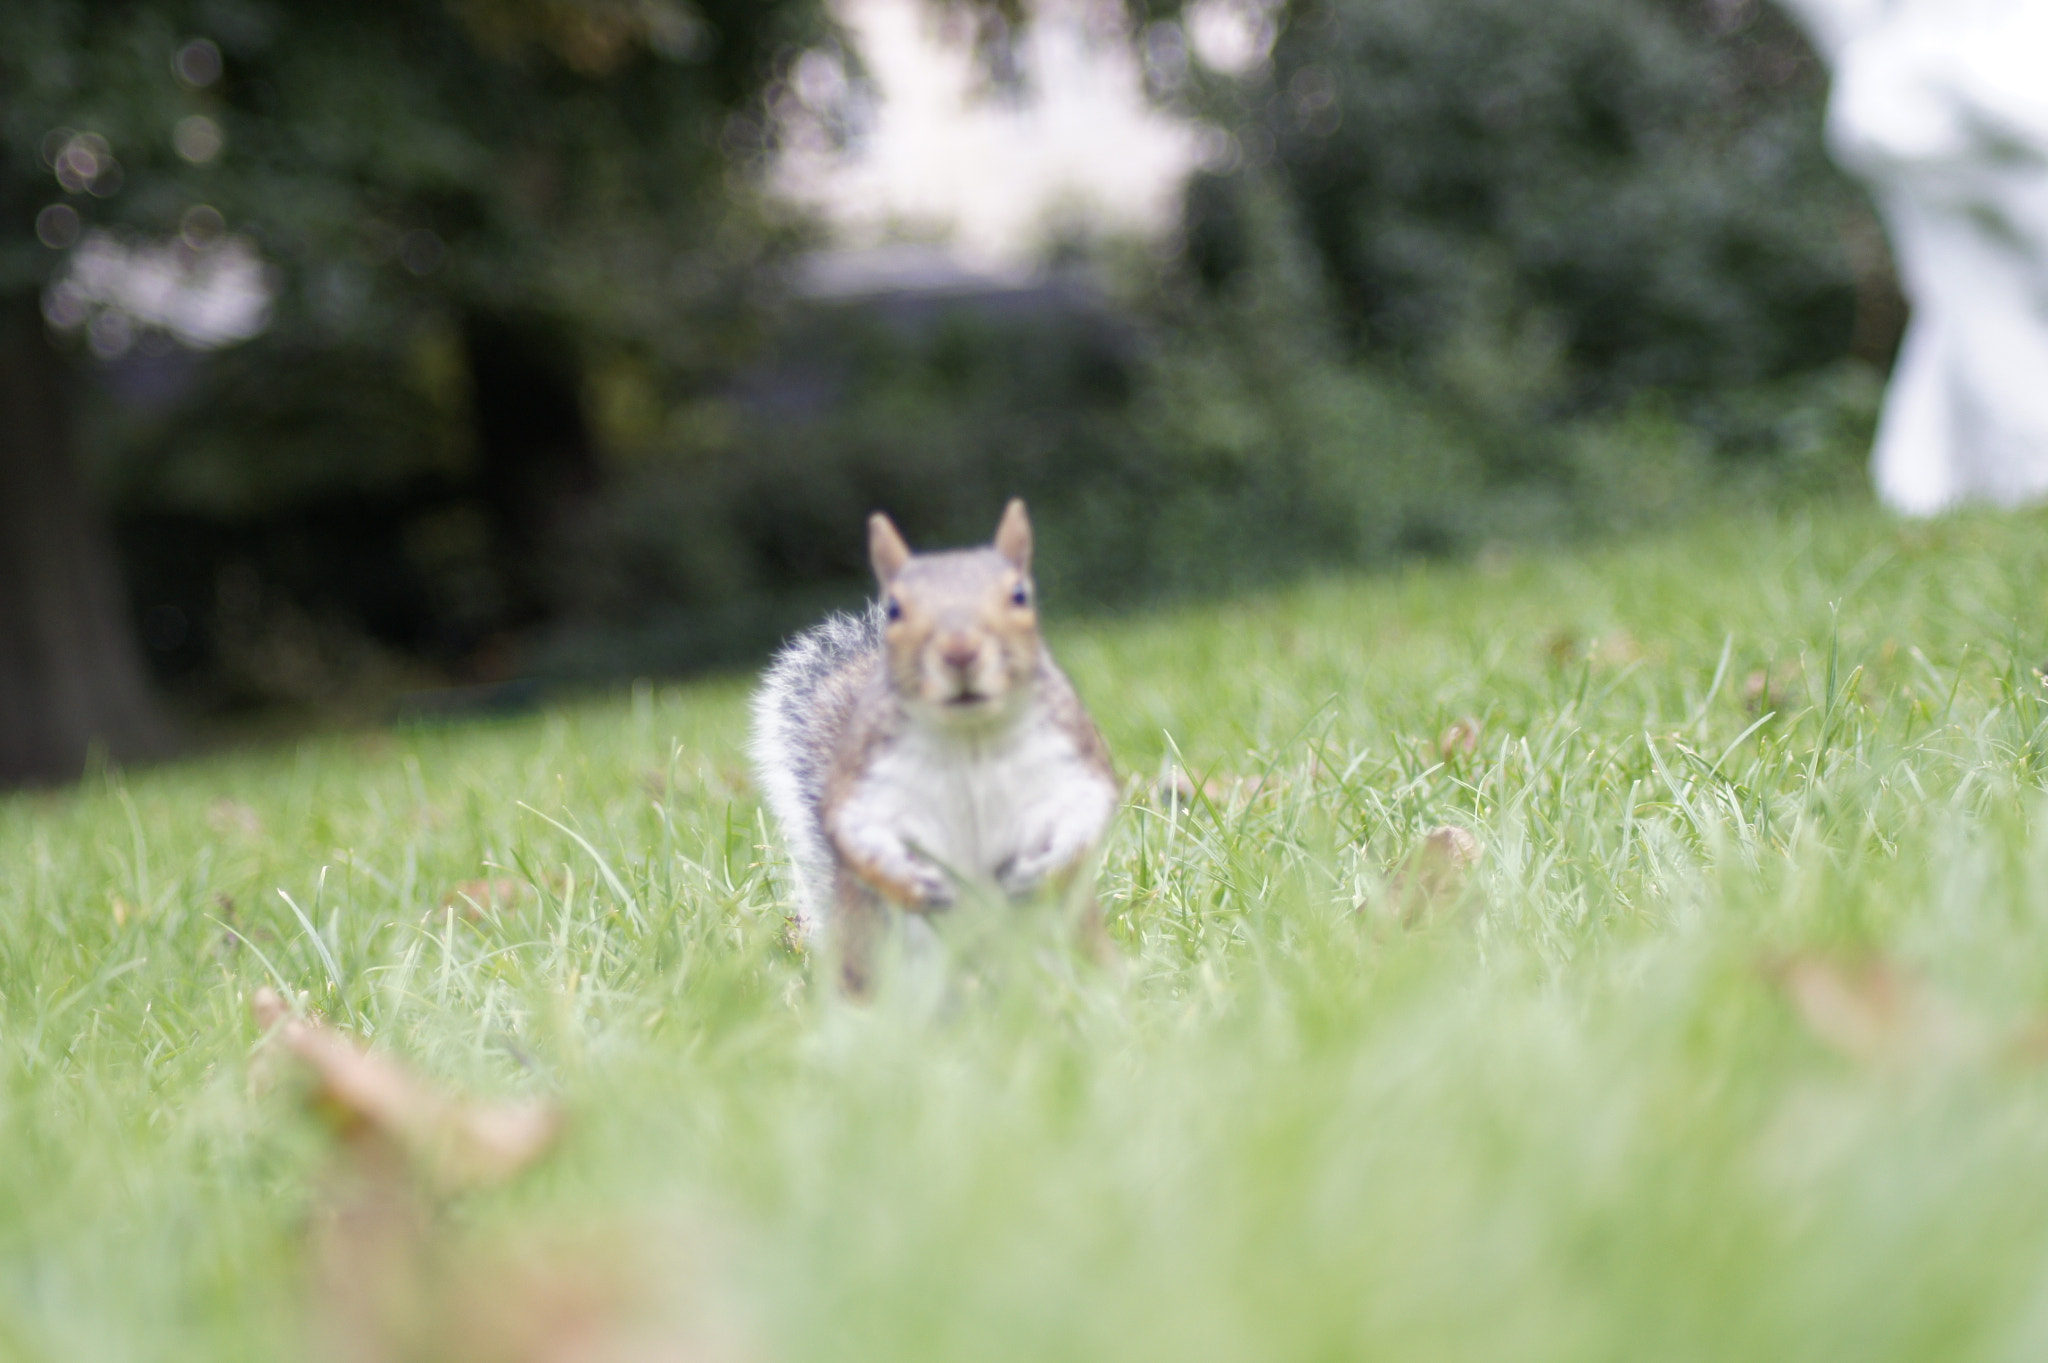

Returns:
748,602,885,933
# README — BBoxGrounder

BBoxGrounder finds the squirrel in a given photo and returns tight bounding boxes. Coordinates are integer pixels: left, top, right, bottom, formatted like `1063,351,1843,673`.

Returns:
749,499,1119,993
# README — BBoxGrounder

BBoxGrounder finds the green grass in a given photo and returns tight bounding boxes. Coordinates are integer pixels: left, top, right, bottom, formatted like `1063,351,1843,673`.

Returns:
10,497,2048,1360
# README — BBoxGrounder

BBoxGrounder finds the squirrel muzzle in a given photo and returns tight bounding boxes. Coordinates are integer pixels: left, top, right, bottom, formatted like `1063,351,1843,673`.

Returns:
921,624,1009,710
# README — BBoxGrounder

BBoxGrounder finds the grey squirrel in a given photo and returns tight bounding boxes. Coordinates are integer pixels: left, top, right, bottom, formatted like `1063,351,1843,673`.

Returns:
749,500,1119,992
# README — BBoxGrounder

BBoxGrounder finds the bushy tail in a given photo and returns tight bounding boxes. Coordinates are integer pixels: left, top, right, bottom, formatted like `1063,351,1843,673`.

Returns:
747,605,882,932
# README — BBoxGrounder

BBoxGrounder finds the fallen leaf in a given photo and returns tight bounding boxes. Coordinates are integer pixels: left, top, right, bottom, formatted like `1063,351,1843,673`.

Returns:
1376,825,1483,925
1743,667,1798,715
432,1230,755,1363
1153,766,1283,809
1439,718,1482,757
250,990,751,1363
1591,631,1643,667
1541,630,1582,667
1542,630,1647,669
251,987,559,1190
442,877,534,920
1768,954,1967,1066
207,798,264,837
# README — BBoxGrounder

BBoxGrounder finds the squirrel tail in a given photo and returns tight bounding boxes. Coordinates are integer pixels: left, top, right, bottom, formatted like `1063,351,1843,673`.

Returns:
748,603,883,934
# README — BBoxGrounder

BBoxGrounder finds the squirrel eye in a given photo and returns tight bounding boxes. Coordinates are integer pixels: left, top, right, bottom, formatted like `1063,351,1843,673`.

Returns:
884,596,902,622
1010,584,1030,608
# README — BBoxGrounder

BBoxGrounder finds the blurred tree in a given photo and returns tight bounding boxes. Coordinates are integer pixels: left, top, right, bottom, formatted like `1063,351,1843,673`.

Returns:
1179,0,1867,411
0,0,830,785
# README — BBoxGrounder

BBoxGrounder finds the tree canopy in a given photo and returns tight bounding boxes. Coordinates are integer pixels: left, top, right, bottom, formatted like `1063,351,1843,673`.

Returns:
4,0,832,324
0,0,838,784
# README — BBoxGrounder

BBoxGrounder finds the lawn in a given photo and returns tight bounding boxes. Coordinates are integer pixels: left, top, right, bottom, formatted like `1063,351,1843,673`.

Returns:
8,497,2048,1361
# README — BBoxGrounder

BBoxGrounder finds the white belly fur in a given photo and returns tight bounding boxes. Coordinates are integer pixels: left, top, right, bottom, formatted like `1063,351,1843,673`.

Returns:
861,711,1106,883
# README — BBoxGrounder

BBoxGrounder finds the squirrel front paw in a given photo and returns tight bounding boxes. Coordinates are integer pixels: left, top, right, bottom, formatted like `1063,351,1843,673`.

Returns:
996,845,1057,899
994,857,1034,899
899,861,957,912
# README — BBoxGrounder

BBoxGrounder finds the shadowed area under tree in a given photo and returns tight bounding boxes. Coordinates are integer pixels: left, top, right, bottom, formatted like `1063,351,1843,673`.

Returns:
462,310,602,629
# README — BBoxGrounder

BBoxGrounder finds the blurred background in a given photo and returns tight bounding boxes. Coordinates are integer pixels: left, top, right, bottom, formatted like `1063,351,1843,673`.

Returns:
0,0,1898,787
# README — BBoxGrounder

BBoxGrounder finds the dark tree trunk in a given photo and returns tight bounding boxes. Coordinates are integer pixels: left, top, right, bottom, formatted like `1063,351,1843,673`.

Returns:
0,294,173,787
460,311,600,629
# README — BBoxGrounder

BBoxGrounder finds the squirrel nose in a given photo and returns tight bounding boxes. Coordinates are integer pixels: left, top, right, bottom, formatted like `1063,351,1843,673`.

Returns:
941,640,981,672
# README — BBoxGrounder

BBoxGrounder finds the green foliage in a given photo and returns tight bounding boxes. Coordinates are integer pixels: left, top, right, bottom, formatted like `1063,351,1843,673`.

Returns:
540,10,1885,679
1190,0,1868,403
4,0,828,308
9,0,1891,708
2,0,842,711
5,0,831,540
543,210,1877,677
12,501,2048,1357
543,285,1489,676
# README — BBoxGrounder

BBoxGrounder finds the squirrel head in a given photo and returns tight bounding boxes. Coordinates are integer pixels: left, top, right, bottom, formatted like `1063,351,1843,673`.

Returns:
869,499,1042,722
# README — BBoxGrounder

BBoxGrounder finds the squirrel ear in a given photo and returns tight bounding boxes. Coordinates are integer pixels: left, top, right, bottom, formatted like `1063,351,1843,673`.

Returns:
993,498,1032,573
869,512,911,583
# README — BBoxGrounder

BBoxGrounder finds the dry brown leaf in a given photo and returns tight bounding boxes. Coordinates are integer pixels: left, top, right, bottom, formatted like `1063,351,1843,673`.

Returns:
1769,955,1967,1066
1989,1016,2048,1069
251,988,560,1190
1541,630,1582,667
206,798,264,837
1438,718,1482,757
431,1229,756,1363
1154,766,1284,809
1743,667,1797,715
250,989,751,1363
1542,630,1648,670
1590,631,1643,667
306,1134,433,1363
442,877,535,920
1376,825,1483,926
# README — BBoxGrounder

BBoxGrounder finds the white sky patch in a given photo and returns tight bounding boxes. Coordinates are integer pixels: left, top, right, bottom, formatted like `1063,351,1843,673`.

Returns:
44,230,274,357
775,0,1208,271
1184,0,1278,76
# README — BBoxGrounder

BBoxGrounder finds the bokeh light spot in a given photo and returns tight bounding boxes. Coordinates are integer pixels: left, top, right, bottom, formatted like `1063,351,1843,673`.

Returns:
38,127,72,169
181,204,226,249
173,114,223,164
35,203,81,249
88,308,134,359
50,229,274,352
174,39,223,88
42,282,89,331
1186,0,1277,75
54,132,112,193
793,50,848,110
